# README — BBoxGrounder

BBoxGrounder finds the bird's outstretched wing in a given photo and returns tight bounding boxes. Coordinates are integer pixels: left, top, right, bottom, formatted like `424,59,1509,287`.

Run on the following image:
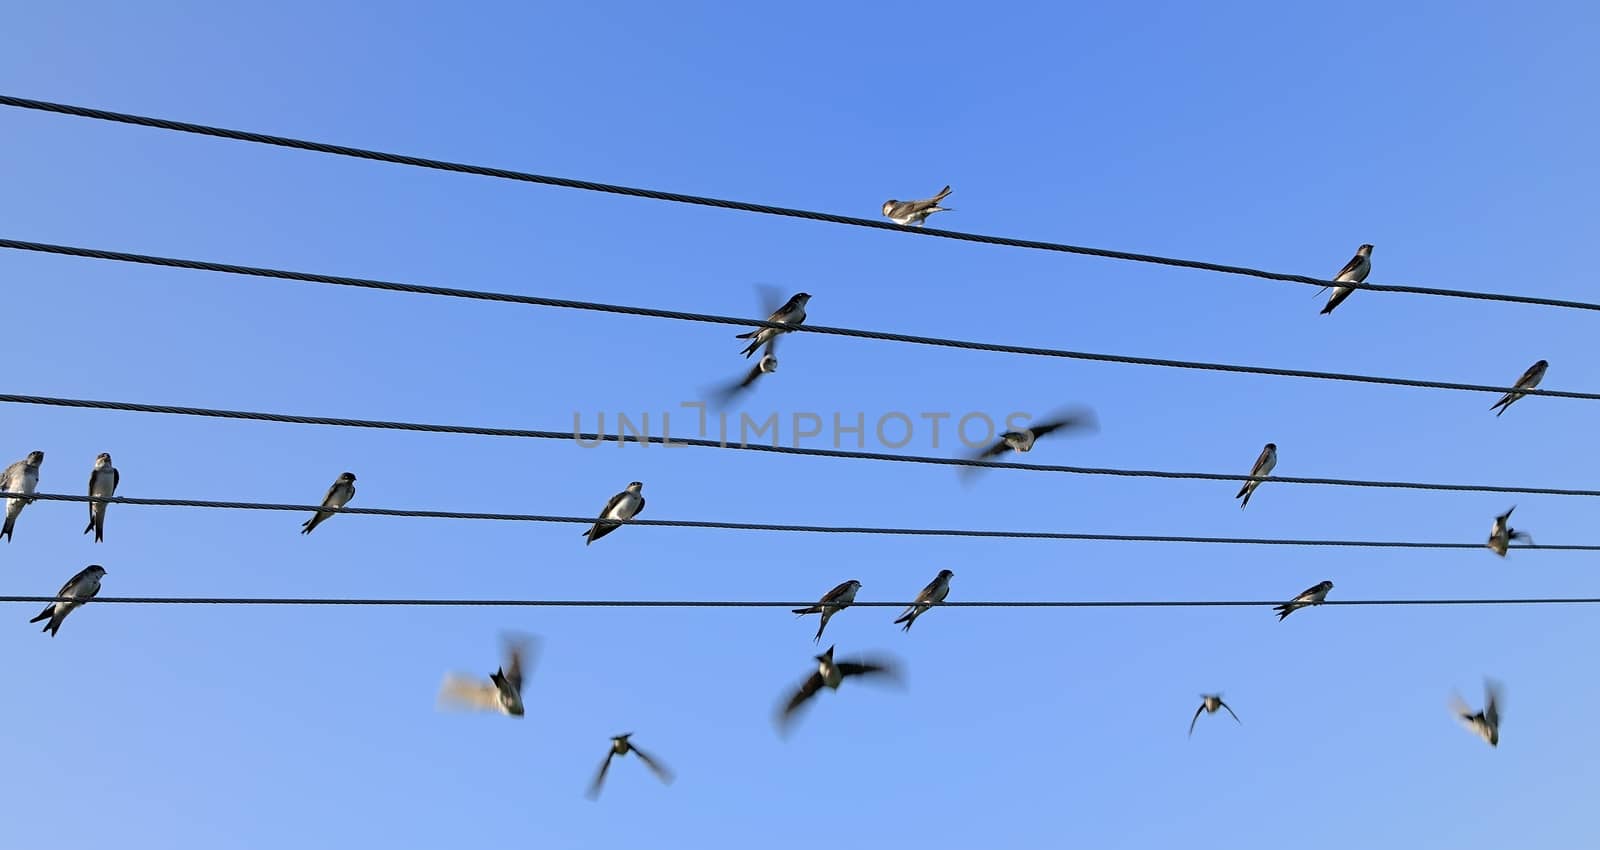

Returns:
629,745,675,785
1218,700,1241,724
436,674,500,712
587,751,617,800
1188,704,1205,737
781,671,826,721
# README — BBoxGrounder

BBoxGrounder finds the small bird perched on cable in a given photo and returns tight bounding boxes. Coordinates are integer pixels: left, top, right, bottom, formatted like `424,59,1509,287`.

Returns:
894,569,953,632
1486,506,1532,557
1235,443,1277,509
1489,360,1547,417
882,185,952,227
30,564,106,637
1,449,44,542
792,579,861,643
1319,243,1372,315
583,481,646,545
736,292,810,359
776,645,901,733
84,452,120,543
301,472,356,534
587,733,674,799
1450,679,1503,747
1273,580,1333,621
437,633,536,717
1188,694,1241,738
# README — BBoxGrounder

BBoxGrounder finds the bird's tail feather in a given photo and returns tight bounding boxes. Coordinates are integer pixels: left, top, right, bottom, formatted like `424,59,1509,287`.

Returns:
1,515,13,541
792,606,818,615
933,185,952,201
735,330,757,339
29,605,51,623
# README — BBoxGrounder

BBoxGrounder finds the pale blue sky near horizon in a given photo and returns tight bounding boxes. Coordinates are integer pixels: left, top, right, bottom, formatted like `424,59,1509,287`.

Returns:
3,2,1599,847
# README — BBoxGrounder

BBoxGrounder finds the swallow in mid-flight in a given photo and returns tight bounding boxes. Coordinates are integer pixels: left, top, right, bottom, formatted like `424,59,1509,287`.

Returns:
1188,694,1241,738
1235,443,1277,509
587,733,674,800
84,452,120,543
776,645,901,732
1486,506,1532,557
968,408,1097,464
1,450,44,542
583,481,646,545
1320,243,1372,315
1451,679,1503,747
436,634,536,717
30,564,106,637
1489,360,1547,417
713,335,780,407
736,293,810,358
1273,580,1333,621
301,472,356,534
882,185,952,227
893,569,953,632
793,579,862,643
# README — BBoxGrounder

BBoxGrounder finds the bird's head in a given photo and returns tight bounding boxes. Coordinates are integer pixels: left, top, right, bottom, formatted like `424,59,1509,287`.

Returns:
1320,580,1334,591
1264,442,1277,452
792,293,812,306
25,450,43,466
881,200,899,215
759,354,779,374
1534,359,1549,369
627,481,644,491
845,579,862,590
339,472,357,483
816,646,835,664
1358,243,1373,255
938,569,955,580
95,452,113,467
86,565,107,577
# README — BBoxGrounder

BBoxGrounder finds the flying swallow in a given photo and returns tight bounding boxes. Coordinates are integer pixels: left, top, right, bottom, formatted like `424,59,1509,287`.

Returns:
300,472,356,535
1319,243,1372,315
882,185,952,227
83,452,120,543
893,569,953,631
30,564,106,637
1235,443,1277,509
1,450,44,542
1489,360,1547,417
1486,506,1532,557
437,633,537,717
1188,694,1242,738
583,481,646,545
735,293,810,358
793,579,862,643
776,645,901,732
1451,679,1503,747
587,733,674,800
1273,580,1333,621
967,407,1097,465
712,335,779,408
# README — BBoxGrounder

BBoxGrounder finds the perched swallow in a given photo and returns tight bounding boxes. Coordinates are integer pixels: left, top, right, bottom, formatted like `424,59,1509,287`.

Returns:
969,408,1098,462
1235,443,1277,509
793,579,862,643
587,733,674,800
1,450,44,542
893,569,953,631
30,564,106,637
735,293,810,358
300,472,356,535
1489,360,1547,417
1451,679,1503,747
1486,506,1532,557
776,645,901,731
583,481,645,545
1273,580,1333,621
437,633,537,717
1320,243,1372,315
83,452,120,543
882,185,952,227
1188,694,1241,738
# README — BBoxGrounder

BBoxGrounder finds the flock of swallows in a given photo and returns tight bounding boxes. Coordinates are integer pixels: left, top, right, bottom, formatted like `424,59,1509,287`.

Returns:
0,185,1526,795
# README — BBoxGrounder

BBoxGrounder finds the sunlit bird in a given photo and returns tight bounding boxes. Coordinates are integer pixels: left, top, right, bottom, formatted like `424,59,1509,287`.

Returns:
1486,506,1532,557
437,633,537,717
587,733,674,799
1188,694,1241,738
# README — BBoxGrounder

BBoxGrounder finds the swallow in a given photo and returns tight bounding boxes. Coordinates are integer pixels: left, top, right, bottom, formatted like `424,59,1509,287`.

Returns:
735,293,810,358
893,569,953,631
882,185,952,227
83,452,120,543
1188,694,1241,738
1273,580,1333,621
1,450,44,542
30,564,106,637
583,481,645,545
1489,360,1547,417
776,645,901,731
712,335,780,408
587,733,674,800
1486,506,1532,557
437,633,537,717
1235,443,1277,509
1451,679,1503,747
300,472,356,534
1319,243,1372,315
793,579,862,643
969,408,1098,462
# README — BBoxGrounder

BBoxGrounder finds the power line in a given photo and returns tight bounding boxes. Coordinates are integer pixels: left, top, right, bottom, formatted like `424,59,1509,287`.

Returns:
5,392,1600,499
2,491,1580,551
1,93,1592,315
2,238,1593,403
3,596,1599,608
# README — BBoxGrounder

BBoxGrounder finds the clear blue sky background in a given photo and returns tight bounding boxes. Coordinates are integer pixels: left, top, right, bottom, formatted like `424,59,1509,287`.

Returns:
3,2,1598,846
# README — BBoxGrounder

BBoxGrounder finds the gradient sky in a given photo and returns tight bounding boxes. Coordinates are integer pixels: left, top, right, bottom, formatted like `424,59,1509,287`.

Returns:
3,2,1599,847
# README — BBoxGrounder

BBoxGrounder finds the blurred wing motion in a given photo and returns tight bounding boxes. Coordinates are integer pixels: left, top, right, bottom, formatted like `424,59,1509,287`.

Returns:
436,674,501,712
630,745,675,785
587,751,616,800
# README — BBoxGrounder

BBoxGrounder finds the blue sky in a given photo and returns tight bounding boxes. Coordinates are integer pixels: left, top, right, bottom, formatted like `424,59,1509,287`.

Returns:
3,2,1598,846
